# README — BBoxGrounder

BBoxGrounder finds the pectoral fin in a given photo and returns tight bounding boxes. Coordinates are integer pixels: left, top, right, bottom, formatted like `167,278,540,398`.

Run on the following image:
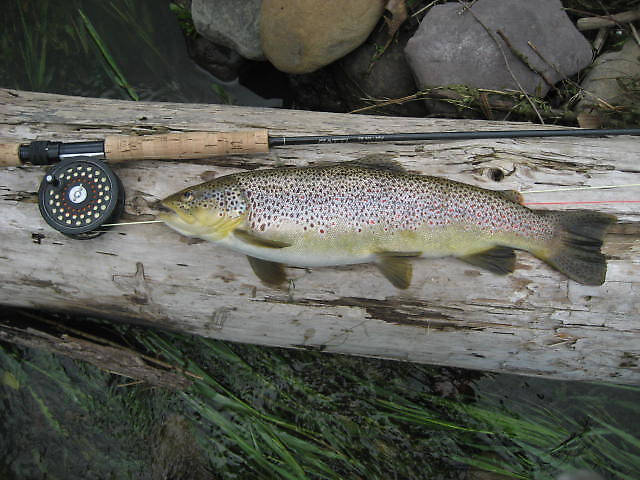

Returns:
247,256,287,286
375,252,421,289
195,209,246,241
234,229,291,248
458,246,516,275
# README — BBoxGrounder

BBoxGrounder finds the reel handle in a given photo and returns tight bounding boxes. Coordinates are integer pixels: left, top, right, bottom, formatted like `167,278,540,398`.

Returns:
104,129,270,162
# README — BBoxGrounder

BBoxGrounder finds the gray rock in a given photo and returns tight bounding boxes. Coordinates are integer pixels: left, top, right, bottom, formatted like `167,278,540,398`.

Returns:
192,0,264,60
576,39,640,127
405,0,593,98
187,36,245,81
337,29,425,116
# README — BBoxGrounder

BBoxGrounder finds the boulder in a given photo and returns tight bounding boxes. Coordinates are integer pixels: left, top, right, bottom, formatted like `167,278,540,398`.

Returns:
187,36,245,82
576,39,640,128
337,28,426,116
260,0,386,74
192,0,264,60
405,0,592,99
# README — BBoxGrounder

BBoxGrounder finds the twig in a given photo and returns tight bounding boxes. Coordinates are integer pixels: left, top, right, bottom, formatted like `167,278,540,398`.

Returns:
411,0,441,18
576,8,640,31
593,28,608,54
19,310,203,380
527,40,619,112
457,1,545,124
629,22,640,47
496,29,556,90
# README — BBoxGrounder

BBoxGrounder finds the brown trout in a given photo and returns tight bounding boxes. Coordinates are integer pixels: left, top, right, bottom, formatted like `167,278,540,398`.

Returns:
158,158,616,288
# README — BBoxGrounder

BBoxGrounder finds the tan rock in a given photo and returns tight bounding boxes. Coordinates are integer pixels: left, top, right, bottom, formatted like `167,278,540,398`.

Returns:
260,0,386,74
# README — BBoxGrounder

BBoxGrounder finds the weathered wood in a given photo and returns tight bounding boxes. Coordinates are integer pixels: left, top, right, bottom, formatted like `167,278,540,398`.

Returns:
1,88,639,384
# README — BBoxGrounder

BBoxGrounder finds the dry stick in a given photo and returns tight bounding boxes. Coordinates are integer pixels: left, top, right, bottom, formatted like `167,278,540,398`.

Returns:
349,88,576,121
456,1,545,124
576,8,640,31
495,30,557,91
19,309,203,380
411,0,441,18
593,28,609,54
527,40,618,112
629,22,640,47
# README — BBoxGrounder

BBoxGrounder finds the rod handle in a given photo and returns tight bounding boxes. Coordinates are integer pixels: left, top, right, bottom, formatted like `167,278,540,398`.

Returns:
0,143,21,166
104,130,270,162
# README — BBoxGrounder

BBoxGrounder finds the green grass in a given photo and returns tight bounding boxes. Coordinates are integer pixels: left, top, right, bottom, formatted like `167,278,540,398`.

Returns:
77,8,138,101
2,313,639,479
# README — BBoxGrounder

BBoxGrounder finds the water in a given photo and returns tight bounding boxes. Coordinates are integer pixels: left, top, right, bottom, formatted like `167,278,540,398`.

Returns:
0,0,280,106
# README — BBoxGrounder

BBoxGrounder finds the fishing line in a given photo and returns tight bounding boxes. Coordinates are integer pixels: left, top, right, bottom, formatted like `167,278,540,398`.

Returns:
522,183,639,206
524,200,640,206
524,183,640,194
101,220,164,227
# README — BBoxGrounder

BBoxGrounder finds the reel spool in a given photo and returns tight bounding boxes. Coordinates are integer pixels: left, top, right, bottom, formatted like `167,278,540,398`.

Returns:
38,157,125,239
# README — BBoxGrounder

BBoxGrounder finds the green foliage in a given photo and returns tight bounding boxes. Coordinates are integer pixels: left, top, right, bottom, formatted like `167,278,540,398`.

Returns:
77,9,138,101
169,2,196,38
2,320,639,479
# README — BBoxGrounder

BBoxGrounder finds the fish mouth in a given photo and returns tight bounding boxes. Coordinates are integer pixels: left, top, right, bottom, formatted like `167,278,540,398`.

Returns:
152,199,181,223
155,200,198,228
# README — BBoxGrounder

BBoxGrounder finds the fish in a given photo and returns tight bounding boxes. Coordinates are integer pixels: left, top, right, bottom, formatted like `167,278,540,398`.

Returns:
158,157,616,288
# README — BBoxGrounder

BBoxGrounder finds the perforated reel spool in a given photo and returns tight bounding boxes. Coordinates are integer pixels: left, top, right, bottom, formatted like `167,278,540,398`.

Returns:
38,157,125,239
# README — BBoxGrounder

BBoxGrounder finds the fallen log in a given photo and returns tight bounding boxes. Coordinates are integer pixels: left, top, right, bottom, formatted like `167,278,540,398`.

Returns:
0,88,638,384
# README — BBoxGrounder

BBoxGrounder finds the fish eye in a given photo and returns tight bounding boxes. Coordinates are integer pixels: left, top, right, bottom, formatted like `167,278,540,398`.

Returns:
182,191,194,201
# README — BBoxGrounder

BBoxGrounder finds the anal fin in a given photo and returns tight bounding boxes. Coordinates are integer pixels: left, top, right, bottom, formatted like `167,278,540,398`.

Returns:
459,246,516,275
247,256,287,286
375,251,421,289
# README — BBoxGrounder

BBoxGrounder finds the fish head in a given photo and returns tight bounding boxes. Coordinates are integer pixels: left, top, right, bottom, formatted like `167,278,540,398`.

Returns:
158,179,246,238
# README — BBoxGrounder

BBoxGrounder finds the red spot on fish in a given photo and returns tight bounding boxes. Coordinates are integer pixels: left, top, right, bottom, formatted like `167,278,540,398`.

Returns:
319,229,325,234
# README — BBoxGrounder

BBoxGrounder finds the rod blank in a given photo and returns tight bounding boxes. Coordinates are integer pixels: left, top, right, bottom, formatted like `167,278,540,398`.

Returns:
267,128,640,147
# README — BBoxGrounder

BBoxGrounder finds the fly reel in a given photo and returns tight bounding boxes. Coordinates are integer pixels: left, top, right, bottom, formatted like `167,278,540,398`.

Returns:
38,157,125,239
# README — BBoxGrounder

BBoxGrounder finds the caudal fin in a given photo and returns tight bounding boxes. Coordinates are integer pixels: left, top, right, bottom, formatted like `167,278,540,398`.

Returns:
539,210,616,285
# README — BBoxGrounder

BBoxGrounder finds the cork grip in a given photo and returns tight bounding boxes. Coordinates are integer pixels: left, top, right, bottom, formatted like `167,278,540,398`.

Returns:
0,143,21,166
104,129,270,162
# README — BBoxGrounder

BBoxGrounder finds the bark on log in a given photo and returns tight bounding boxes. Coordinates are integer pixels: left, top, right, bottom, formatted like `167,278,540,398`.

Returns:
1,89,639,384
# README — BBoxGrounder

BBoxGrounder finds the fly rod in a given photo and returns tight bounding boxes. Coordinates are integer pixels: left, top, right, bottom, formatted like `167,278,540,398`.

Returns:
1,127,640,166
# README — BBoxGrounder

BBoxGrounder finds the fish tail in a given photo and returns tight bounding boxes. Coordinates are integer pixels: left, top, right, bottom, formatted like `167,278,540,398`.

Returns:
535,210,616,285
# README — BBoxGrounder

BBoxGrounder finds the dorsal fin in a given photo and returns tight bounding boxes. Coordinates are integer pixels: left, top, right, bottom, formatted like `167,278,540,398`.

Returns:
344,154,407,173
